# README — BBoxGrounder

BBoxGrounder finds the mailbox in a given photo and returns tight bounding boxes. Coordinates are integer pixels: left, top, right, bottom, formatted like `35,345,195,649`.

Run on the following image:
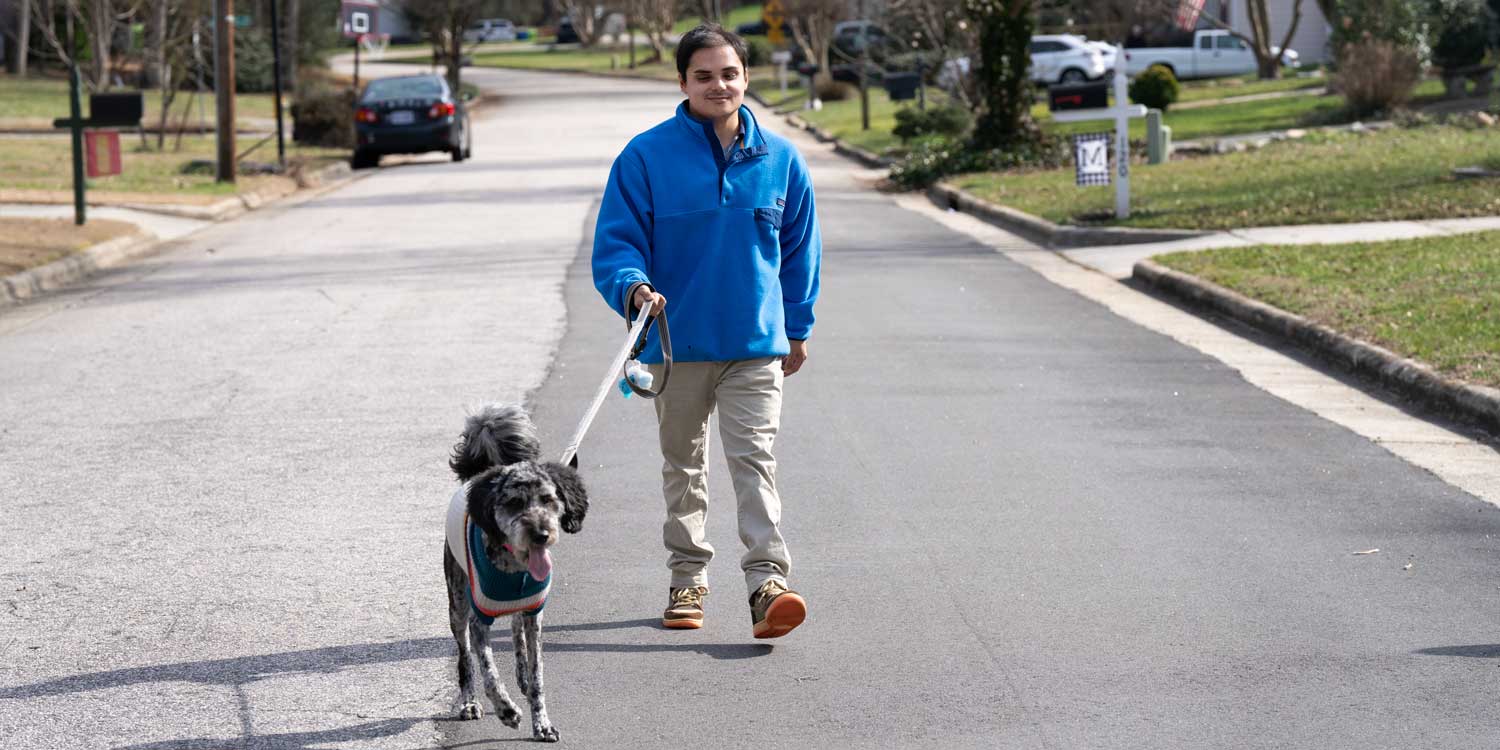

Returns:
884,72,920,101
89,92,144,127
1047,82,1109,112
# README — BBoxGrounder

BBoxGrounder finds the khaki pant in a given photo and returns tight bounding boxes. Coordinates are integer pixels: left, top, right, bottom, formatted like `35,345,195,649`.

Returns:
650,356,790,595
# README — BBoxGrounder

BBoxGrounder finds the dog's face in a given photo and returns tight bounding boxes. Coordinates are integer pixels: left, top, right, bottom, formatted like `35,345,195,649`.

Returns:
468,461,589,561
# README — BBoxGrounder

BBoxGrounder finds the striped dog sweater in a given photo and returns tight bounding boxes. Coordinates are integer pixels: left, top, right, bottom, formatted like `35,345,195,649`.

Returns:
446,485,551,625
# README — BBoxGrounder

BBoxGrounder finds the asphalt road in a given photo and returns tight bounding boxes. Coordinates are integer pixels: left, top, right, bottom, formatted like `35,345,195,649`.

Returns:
4,65,1500,749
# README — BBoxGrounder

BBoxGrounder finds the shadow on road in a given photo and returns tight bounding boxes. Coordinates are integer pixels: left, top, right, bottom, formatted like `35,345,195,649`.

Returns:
1415,644,1500,658
112,717,422,750
0,637,454,701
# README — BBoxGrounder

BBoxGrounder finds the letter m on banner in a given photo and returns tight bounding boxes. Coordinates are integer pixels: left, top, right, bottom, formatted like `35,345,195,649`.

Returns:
1072,133,1111,186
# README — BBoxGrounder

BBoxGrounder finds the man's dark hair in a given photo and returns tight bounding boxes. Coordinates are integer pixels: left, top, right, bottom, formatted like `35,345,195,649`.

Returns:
675,24,749,80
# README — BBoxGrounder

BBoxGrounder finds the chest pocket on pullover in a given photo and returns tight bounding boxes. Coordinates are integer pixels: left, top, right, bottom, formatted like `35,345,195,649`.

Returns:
753,207,783,229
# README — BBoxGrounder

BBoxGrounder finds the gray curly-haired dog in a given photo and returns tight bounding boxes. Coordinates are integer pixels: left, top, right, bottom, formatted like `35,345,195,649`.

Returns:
444,404,589,742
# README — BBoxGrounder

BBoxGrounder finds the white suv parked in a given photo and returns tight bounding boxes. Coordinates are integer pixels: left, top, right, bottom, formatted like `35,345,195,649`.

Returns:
1030,34,1107,85
464,19,517,43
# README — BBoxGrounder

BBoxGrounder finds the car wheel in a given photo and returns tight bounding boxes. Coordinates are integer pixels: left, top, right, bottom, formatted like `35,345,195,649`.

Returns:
351,149,378,170
1060,68,1087,84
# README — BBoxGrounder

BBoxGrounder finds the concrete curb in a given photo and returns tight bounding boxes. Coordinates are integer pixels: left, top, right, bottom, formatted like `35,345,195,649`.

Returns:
780,112,893,169
927,181,1210,248
0,229,160,308
0,161,355,309
1133,258,1500,433
748,90,894,170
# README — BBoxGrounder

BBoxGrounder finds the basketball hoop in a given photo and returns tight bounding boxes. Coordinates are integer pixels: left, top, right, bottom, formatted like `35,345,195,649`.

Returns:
361,33,390,58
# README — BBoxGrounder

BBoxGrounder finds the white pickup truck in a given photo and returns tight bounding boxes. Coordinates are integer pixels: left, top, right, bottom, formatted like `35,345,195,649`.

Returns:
1123,29,1298,79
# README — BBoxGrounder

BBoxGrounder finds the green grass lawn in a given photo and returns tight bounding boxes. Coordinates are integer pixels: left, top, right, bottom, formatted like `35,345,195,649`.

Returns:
1173,73,1327,103
1038,90,1348,141
0,134,347,197
675,4,763,33
0,74,281,126
781,75,1354,160
1154,231,1500,388
953,125,1500,230
468,46,680,81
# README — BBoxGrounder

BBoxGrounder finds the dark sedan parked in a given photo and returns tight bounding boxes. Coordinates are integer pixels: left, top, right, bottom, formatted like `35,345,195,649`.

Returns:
352,74,472,169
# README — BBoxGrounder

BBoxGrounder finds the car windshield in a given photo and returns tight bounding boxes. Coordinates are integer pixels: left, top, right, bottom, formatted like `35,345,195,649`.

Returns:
364,77,444,101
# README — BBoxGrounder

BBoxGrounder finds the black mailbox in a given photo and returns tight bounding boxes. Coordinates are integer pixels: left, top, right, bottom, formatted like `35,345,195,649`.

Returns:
89,92,144,127
884,72,920,101
795,62,820,78
1047,82,1108,112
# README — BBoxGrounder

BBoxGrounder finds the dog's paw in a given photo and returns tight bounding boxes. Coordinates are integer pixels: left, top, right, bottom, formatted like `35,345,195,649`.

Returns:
458,702,482,721
497,703,522,729
532,724,560,742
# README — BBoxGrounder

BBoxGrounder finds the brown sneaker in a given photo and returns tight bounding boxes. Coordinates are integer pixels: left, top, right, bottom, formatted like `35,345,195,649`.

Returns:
663,585,708,629
749,579,806,639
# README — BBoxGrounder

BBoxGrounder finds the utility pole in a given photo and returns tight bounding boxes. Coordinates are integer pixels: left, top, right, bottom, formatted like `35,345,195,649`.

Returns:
269,0,286,168
215,0,237,183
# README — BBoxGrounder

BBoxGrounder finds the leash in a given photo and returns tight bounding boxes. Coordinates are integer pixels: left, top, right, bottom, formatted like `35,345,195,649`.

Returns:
558,304,672,468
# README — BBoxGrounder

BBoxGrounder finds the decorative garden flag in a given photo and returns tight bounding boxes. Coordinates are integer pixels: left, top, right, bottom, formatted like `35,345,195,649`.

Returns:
1073,132,1112,186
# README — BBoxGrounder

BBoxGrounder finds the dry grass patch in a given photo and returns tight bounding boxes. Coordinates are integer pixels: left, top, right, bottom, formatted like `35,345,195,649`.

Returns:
0,218,139,276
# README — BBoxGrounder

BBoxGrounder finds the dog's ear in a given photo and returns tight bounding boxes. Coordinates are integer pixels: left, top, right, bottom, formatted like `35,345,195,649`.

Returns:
544,462,589,533
466,467,508,539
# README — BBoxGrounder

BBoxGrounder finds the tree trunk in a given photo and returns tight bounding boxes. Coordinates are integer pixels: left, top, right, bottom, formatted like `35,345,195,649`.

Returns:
155,0,172,150
284,0,299,90
447,23,463,91
16,0,31,76
90,0,111,90
971,0,1036,150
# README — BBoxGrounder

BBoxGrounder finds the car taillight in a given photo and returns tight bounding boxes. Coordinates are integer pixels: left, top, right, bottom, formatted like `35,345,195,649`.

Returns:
428,101,456,119
355,107,379,124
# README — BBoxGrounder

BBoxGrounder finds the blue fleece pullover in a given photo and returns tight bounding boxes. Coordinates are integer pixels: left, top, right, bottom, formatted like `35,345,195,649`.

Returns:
592,102,821,363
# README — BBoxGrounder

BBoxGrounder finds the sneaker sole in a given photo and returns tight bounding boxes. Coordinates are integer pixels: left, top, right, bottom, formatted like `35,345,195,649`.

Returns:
662,616,703,629
752,593,806,639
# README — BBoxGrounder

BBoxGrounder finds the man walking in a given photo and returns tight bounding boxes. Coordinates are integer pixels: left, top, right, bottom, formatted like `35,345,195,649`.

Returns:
591,24,822,639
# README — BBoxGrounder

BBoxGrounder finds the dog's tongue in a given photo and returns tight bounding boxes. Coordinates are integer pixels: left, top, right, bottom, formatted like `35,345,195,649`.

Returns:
527,548,553,580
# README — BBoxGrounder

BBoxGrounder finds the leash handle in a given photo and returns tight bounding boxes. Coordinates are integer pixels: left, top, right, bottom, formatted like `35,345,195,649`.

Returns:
559,305,663,468
622,305,671,399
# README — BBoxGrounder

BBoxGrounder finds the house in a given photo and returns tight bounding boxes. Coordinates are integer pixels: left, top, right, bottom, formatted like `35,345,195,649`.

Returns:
1212,0,1334,65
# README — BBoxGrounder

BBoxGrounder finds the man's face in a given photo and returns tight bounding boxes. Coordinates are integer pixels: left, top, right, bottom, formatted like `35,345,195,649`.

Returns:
680,44,747,120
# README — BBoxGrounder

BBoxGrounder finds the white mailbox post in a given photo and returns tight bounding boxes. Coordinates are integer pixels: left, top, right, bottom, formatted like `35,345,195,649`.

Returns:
1050,64,1146,219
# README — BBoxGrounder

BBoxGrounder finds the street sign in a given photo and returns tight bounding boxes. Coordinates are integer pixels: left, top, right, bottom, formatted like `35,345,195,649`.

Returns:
763,0,786,46
84,131,122,178
341,0,379,40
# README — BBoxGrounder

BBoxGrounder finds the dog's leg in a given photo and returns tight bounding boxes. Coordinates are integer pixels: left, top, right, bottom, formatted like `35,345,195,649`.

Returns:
471,619,523,730
446,550,483,720
511,611,531,697
521,611,559,742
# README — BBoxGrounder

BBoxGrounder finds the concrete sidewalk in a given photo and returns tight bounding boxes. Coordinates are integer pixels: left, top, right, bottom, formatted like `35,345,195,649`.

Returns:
1061,215,1500,279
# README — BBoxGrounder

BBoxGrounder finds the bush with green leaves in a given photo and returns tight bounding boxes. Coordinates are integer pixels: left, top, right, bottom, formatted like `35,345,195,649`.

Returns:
1429,0,1495,72
235,29,277,94
1129,65,1180,111
888,132,1067,189
1327,0,1431,65
745,36,775,67
892,105,973,142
